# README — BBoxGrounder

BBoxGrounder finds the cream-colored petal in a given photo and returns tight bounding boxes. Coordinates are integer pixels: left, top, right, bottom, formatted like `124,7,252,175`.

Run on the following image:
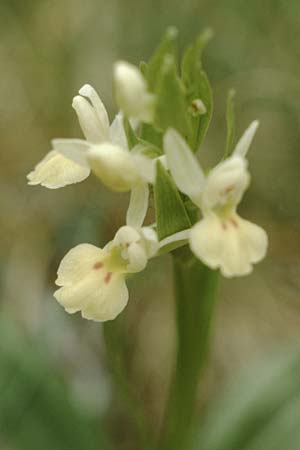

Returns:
233,120,259,158
132,152,157,183
113,225,140,246
54,273,99,312
81,274,128,322
203,156,250,210
190,213,267,277
164,128,205,206
79,84,110,134
52,139,89,167
126,182,149,228
72,95,107,144
55,272,129,322
114,61,154,123
55,243,105,287
219,223,252,277
27,150,90,189
140,227,159,258
126,242,148,273
237,216,268,264
109,112,128,149
87,143,140,191
190,215,223,269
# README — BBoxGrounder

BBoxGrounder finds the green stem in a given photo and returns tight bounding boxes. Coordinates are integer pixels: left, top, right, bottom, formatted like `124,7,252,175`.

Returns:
158,246,219,450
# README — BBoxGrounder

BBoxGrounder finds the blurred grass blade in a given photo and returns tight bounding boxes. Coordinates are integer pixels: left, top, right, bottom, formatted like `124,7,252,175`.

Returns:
192,348,300,450
103,316,153,450
0,314,111,450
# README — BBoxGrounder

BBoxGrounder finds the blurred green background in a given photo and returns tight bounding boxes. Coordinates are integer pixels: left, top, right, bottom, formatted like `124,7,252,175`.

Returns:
1,0,300,449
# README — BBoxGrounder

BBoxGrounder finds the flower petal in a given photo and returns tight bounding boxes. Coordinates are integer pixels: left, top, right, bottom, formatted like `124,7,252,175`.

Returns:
113,225,140,246
140,227,159,258
114,61,154,123
190,214,267,277
55,243,105,286
190,215,223,269
54,274,99,313
52,138,90,167
233,120,259,158
55,272,129,322
203,156,250,210
237,216,268,264
109,112,128,149
79,84,110,133
27,150,91,189
126,182,149,228
131,152,157,184
126,242,148,273
72,95,107,144
219,223,252,277
164,128,205,206
81,275,129,322
87,143,140,191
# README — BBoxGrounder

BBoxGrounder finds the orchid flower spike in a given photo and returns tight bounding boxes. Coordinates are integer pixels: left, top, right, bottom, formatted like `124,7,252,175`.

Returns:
113,61,155,123
54,222,159,322
27,84,155,194
164,122,268,277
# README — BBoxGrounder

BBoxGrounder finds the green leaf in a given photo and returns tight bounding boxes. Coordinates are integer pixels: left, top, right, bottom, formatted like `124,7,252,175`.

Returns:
154,161,191,240
140,122,163,147
181,29,213,152
147,26,178,91
192,348,300,450
181,28,213,80
123,116,139,149
224,89,236,158
154,54,192,139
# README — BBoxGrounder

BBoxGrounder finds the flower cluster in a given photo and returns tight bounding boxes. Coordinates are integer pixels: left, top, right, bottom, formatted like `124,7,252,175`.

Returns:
28,31,268,321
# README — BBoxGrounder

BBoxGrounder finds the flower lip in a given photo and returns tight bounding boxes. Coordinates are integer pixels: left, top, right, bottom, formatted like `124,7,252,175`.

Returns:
189,212,268,277
54,225,159,321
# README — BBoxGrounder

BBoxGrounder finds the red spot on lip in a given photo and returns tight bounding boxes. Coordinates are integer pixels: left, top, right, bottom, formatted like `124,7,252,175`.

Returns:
223,185,235,195
104,272,112,284
221,222,227,230
93,262,103,270
230,218,238,228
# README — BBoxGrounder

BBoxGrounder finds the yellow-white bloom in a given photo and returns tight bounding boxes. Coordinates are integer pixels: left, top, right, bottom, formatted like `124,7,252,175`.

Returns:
114,61,155,123
27,84,155,193
54,225,159,322
164,122,268,277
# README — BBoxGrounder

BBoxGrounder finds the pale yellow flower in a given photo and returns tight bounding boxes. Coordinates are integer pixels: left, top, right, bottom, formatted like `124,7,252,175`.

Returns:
54,225,158,322
27,84,154,193
164,123,268,277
